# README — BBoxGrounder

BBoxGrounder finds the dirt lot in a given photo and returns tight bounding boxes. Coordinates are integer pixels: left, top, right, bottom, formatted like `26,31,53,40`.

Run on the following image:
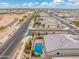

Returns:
0,13,29,40
0,14,18,26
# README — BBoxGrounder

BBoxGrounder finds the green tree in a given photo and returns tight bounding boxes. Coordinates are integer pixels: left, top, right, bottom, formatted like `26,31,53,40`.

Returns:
33,23,36,28
37,32,40,36
42,24,45,28
37,22,41,28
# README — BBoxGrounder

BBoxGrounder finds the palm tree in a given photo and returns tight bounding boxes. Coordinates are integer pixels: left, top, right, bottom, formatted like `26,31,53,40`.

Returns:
57,24,60,28
37,22,41,28
48,25,50,28
33,23,36,28
42,24,45,28
37,32,40,36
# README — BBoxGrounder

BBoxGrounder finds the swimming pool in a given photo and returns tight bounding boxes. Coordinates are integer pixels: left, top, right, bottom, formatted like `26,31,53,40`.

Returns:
34,43,43,55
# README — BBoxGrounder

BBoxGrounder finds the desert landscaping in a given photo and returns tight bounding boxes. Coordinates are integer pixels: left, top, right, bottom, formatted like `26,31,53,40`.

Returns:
0,13,29,42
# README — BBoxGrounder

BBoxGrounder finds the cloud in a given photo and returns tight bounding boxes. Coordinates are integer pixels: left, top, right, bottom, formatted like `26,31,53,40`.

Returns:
53,1,79,9
28,2,34,7
53,0,64,3
22,2,51,8
68,0,79,2
0,2,9,6
41,2,49,6
0,2,9,5
23,2,40,8
0,1,79,9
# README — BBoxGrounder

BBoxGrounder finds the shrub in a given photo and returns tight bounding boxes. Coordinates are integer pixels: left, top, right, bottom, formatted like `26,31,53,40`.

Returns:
26,57,29,59
36,36,43,39
19,19,24,22
73,21,79,27
31,50,40,57
31,50,35,56
24,49,30,54
24,40,32,54
0,26,5,31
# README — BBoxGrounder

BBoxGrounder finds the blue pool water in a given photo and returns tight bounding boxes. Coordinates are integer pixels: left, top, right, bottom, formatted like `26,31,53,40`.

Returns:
34,43,43,55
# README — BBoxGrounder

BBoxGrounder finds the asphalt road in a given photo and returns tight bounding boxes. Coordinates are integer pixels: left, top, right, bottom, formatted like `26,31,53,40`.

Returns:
54,16,79,35
40,12,79,35
0,14,33,59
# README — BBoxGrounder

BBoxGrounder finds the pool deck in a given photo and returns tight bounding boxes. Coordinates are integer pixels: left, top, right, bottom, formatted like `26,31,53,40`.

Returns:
31,36,46,59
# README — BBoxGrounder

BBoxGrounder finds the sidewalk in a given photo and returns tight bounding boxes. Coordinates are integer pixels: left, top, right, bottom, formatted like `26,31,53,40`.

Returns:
0,20,19,46
13,36,32,59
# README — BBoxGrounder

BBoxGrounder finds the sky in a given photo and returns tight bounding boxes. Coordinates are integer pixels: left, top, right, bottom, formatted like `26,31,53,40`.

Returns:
0,0,79,9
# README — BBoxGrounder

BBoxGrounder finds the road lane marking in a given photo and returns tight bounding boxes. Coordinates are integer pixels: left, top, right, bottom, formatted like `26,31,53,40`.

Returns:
0,26,25,57
0,14,33,58
0,37,17,57
0,27,30,58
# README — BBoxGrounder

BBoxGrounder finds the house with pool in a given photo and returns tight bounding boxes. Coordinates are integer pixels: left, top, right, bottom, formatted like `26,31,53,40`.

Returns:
30,33,79,59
